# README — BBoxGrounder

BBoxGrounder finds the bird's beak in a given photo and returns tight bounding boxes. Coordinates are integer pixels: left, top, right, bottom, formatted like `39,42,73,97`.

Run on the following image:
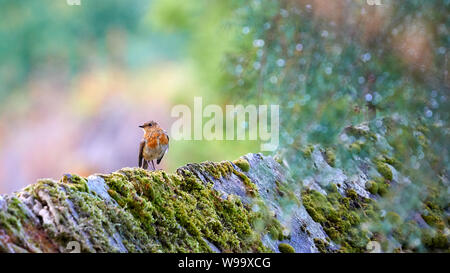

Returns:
139,125,144,128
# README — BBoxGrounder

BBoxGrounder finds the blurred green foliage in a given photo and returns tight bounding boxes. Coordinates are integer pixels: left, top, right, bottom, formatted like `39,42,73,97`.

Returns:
0,0,263,186
0,0,190,99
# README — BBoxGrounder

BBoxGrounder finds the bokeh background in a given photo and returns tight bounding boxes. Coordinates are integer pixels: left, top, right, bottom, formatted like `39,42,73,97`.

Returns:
0,0,260,193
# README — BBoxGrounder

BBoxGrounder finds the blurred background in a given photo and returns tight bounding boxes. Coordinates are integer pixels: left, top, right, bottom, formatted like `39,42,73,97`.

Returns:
0,0,260,193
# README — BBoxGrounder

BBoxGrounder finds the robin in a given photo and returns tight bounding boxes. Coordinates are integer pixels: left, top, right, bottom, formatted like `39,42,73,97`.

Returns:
138,121,169,170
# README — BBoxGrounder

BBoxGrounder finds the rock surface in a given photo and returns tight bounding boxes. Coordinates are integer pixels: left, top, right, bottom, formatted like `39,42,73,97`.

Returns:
0,151,362,253
0,154,287,253
0,118,448,253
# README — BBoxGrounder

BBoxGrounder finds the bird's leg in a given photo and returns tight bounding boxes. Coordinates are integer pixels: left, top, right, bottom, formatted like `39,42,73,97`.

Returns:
143,160,148,170
151,160,156,171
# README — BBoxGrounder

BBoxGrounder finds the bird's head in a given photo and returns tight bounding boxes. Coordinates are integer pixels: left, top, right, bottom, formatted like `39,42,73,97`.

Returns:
139,120,158,132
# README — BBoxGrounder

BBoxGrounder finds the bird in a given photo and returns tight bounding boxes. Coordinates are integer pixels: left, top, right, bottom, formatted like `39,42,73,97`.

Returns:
138,121,169,170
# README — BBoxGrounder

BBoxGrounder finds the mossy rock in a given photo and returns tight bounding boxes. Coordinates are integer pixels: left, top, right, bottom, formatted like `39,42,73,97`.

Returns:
313,238,329,253
377,182,389,196
323,148,336,167
232,158,250,172
365,180,378,195
301,145,314,158
278,243,295,253
375,161,393,181
0,155,290,253
385,212,402,225
301,187,373,252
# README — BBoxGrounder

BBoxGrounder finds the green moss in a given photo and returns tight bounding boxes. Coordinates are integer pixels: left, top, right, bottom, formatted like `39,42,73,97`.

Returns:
107,167,273,252
252,200,287,242
345,125,378,142
233,158,250,172
232,168,258,197
300,223,311,236
0,196,32,244
346,189,358,200
377,182,389,196
273,155,283,165
324,227,340,241
422,214,442,228
302,190,330,224
421,201,446,230
323,148,336,167
198,161,258,197
302,187,372,252
365,180,378,195
381,155,401,170
375,161,393,181
349,141,363,153
6,197,27,221
302,144,314,158
0,212,20,232
61,174,89,192
313,238,329,253
385,212,402,225
416,190,449,251
278,243,295,253
201,162,228,180
422,230,449,250
326,183,339,193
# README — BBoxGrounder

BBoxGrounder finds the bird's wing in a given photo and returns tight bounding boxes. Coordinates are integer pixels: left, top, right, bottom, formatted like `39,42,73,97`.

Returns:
156,147,167,165
156,133,169,165
138,140,145,167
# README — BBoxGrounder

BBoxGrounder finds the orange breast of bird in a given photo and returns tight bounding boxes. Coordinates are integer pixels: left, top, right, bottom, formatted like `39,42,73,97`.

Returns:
145,129,169,149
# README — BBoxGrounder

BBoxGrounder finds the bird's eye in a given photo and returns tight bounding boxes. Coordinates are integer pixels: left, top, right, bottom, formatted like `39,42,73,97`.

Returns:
149,124,152,127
